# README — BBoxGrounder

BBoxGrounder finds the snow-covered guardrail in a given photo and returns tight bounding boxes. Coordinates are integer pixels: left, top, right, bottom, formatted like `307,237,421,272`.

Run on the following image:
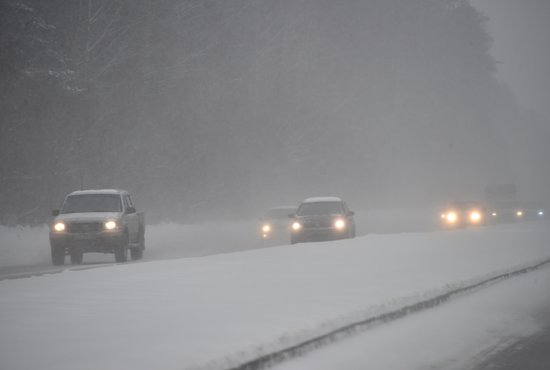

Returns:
227,257,550,370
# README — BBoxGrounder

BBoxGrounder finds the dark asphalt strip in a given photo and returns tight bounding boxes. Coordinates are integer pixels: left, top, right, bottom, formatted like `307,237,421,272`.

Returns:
0,263,114,280
469,325,550,370
226,258,550,370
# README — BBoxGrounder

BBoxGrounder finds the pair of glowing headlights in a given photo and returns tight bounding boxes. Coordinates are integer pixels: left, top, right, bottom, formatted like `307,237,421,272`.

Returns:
52,220,119,232
441,211,482,223
490,210,525,217
291,218,347,231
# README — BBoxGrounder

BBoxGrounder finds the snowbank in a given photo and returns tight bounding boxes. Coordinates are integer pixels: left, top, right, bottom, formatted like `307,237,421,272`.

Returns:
0,221,549,370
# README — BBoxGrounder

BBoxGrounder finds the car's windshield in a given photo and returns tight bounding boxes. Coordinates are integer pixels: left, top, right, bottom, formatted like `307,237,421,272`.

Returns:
61,194,122,213
297,202,343,216
489,200,521,209
265,208,295,220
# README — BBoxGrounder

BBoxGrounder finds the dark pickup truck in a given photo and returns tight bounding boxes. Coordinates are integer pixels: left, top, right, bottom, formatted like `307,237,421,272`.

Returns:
49,189,145,265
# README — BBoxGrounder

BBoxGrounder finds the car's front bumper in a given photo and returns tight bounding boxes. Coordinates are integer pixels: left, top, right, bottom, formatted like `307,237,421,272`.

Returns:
291,227,348,243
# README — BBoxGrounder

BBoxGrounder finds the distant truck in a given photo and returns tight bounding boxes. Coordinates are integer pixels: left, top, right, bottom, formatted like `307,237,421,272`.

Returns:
484,183,518,204
49,189,145,265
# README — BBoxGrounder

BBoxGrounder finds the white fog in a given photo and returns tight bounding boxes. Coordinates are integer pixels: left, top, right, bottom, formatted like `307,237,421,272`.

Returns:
1,1,549,369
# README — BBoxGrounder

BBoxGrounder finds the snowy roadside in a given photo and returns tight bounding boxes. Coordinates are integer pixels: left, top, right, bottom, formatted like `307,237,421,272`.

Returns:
0,207,440,268
0,220,261,267
0,221,549,370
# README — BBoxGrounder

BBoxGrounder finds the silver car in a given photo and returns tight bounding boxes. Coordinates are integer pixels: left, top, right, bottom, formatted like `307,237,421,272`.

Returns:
290,197,356,244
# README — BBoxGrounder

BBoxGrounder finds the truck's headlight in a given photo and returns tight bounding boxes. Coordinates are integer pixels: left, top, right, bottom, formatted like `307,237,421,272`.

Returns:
334,219,346,230
291,221,302,231
104,220,118,230
261,224,271,233
54,222,65,232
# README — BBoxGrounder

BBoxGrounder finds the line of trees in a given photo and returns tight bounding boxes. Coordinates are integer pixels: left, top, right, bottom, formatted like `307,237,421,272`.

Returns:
1,0,547,225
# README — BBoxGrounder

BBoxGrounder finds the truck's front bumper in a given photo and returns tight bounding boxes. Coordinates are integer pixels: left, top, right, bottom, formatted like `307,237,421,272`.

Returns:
50,231,125,253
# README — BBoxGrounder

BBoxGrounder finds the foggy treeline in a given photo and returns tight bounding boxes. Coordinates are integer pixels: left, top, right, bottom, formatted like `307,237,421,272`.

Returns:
1,0,548,225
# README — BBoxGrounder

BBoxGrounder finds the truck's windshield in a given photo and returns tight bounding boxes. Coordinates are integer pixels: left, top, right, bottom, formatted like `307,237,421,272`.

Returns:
61,194,122,213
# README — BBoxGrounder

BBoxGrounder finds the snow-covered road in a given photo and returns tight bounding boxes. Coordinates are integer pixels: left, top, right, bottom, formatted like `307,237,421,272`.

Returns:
1,220,549,370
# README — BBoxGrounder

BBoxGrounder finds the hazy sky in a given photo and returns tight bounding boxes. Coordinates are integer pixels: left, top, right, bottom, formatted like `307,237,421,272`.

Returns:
471,0,550,119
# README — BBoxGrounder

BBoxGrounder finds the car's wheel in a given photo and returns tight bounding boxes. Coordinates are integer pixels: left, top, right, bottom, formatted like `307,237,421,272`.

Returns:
70,246,83,265
114,234,128,263
51,245,65,266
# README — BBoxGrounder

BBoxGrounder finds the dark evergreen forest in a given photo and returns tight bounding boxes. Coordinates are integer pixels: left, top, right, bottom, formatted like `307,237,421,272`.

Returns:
1,0,547,225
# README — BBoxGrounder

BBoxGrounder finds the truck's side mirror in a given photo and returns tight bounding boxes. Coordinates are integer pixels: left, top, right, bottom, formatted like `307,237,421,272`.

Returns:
126,206,136,214
52,210,60,216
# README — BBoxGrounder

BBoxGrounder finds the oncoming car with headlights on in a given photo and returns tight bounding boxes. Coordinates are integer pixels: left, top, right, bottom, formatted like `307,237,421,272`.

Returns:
259,206,297,243
440,201,486,228
487,200,529,224
488,201,548,223
49,189,145,265
290,197,355,244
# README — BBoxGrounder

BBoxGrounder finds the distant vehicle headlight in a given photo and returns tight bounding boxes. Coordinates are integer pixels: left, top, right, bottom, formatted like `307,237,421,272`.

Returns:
516,210,523,217
261,224,271,233
104,220,118,230
469,211,482,222
538,210,544,216
491,212,497,217
446,212,458,223
334,219,346,230
291,221,302,231
53,222,65,232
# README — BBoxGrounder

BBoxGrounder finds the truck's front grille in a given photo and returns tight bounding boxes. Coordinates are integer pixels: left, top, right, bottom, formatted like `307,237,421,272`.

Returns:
70,222,102,233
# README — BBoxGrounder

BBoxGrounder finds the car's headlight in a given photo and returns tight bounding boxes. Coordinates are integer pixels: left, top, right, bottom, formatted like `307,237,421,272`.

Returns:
291,221,302,231
446,212,458,223
334,219,346,230
53,222,66,232
440,213,446,219
538,210,545,216
491,212,497,217
469,211,482,222
104,220,118,230
516,210,523,217
261,224,271,233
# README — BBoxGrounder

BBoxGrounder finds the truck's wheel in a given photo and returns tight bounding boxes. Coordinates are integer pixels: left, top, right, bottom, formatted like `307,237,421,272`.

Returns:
70,247,83,265
130,248,143,260
115,234,128,263
131,229,145,260
51,246,65,266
